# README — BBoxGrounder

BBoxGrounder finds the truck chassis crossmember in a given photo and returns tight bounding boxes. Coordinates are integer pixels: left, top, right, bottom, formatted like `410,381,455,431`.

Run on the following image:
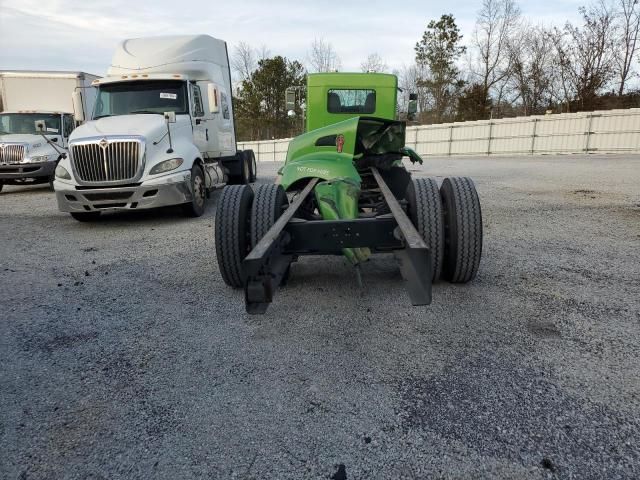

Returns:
242,169,432,314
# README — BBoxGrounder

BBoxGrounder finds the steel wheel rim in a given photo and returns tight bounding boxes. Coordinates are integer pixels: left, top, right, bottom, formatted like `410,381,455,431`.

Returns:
194,174,205,207
243,157,249,181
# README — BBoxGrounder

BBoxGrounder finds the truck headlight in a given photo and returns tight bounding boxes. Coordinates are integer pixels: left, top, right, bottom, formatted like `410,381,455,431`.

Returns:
55,164,71,180
150,158,183,175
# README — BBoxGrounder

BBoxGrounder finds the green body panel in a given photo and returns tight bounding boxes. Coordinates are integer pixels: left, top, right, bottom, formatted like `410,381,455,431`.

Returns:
306,73,398,131
279,116,412,190
314,178,371,264
277,73,420,265
279,117,361,190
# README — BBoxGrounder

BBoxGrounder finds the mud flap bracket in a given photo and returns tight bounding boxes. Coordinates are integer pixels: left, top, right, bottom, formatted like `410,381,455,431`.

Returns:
371,167,432,305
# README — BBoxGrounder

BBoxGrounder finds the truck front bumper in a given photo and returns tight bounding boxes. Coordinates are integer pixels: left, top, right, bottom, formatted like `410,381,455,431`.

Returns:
54,170,193,213
0,161,56,182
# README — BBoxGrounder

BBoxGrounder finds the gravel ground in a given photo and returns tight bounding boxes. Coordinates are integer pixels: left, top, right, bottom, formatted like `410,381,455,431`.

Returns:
1,154,639,480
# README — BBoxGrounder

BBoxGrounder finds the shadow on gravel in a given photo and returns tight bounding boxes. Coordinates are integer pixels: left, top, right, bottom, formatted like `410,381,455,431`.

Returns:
61,191,222,226
396,352,639,479
0,184,50,196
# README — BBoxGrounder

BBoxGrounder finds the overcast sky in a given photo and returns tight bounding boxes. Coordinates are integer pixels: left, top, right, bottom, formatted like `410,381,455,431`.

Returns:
0,0,584,76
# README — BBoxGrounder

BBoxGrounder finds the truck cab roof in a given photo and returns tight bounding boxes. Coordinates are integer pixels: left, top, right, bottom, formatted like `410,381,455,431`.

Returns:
108,35,229,83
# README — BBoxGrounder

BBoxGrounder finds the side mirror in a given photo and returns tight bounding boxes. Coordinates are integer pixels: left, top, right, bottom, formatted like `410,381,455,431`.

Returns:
408,93,418,115
72,91,85,122
35,120,46,133
207,83,220,114
163,112,175,153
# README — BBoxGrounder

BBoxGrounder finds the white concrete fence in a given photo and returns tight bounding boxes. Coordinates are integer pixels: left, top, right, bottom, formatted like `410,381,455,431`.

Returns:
238,108,640,161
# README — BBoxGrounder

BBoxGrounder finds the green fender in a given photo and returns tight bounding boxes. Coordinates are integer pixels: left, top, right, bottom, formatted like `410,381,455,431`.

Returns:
278,153,361,190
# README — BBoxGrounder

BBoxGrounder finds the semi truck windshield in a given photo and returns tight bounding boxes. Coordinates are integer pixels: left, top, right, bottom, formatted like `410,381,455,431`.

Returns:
0,113,62,135
93,80,188,119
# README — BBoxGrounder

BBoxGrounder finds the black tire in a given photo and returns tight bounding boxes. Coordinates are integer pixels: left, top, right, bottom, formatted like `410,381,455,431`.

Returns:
228,152,250,185
250,184,288,247
406,177,445,281
49,175,55,192
182,165,206,217
0,182,3,193
70,212,101,222
215,185,253,288
247,150,257,183
250,184,289,285
440,177,483,283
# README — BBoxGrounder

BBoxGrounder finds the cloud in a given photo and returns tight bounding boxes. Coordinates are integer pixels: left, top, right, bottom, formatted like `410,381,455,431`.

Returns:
0,0,584,75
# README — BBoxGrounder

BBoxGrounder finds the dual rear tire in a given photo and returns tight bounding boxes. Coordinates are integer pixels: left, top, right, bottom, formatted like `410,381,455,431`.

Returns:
228,150,257,185
215,177,482,288
407,176,482,283
215,183,287,288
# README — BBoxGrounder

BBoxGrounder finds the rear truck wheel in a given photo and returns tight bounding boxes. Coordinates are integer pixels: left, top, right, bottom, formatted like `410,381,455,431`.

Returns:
406,177,445,281
250,184,288,247
228,152,250,185
0,182,3,193
215,185,254,288
250,184,290,285
70,211,101,222
182,165,206,217
440,177,483,283
248,150,257,183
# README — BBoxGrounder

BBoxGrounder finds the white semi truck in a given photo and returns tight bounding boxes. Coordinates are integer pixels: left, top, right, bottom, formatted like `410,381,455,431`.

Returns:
0,71,98,192
54,35,257,221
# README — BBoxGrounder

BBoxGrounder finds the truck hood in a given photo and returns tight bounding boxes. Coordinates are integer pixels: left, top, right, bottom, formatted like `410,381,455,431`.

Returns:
0,133,57,145
70,114,191,144
0,133,64,156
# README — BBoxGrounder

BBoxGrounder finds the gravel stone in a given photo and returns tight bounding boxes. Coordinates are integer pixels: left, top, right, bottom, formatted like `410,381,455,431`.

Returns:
1,155,639,479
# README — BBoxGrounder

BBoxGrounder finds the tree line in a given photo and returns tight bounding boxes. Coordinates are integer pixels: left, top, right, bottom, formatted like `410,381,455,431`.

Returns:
232,0,640,141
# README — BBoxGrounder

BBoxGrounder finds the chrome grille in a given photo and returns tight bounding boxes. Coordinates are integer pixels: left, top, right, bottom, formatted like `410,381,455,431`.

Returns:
0,144,25,164
71,140,142,183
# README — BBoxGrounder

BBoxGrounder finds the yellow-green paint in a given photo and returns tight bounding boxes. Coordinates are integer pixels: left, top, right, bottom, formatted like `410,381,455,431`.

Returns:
306,73,398,131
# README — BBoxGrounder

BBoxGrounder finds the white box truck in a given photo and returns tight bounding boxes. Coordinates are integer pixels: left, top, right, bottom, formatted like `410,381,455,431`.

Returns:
54,35,257,221
0,71,98,192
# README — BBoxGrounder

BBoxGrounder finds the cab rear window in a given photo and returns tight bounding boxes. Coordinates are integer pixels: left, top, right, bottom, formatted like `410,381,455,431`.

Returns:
327,89,376,114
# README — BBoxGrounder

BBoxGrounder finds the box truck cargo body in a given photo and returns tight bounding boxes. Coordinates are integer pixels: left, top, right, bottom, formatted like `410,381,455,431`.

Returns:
0,71,98,191
54,35,256,221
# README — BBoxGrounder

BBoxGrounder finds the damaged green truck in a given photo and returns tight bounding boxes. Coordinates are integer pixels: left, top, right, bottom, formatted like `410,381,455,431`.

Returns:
215,72,483,313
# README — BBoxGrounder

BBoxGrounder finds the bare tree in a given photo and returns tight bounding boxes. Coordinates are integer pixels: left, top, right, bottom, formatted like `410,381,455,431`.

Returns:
361,53,388,72
308,38,341,72
398,63,431,115
470,0,522,117
508,25,555,114
553,1,616,110
257,44,271,62
231,41,257,82
614,0,640,95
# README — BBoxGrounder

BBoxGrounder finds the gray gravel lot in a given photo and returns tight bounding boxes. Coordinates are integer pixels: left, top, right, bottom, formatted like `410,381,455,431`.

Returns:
1,155,639,479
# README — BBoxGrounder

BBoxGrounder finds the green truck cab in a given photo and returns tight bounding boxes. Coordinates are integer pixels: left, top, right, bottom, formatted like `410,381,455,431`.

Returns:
280,73,420,191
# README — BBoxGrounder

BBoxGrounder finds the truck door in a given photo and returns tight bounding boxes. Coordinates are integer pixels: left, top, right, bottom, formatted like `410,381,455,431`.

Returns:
190,82,218,154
